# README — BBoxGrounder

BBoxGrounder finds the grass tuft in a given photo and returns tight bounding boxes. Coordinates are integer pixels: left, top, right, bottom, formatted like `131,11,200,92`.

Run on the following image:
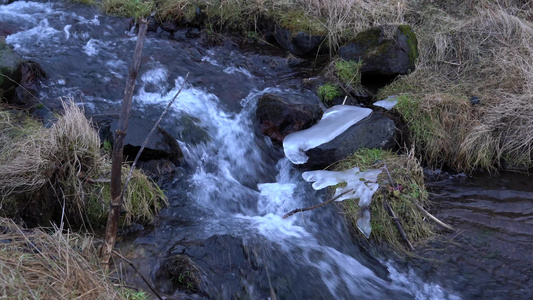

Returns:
333,148,434,254
0,100,167,229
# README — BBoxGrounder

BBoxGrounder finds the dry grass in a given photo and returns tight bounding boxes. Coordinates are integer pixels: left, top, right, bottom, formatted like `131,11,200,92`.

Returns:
0,100,167,229
377,1,533,171
0,217,125,299
333,148,434,254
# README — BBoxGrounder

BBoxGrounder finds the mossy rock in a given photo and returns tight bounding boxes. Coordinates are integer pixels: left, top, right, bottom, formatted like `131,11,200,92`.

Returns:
338,25,419,76
0,37,22,90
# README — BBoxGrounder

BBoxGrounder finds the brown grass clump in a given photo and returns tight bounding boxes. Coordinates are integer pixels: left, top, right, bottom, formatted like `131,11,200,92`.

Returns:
378,2,533,171
333,148,434,254
0,217,125,299
0,100,167,229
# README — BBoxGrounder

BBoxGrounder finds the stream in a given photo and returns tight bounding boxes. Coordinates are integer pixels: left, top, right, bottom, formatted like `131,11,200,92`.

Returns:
2,1,532,299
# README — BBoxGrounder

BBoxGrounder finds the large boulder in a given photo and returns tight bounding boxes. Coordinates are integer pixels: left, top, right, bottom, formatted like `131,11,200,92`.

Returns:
256,94,323,146
338,25,419,76
304,112,397,169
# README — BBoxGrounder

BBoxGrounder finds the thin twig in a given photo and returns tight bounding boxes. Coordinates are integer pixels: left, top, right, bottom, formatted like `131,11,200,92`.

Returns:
414,201,455,231
283,189,353,219
383,199,415,251
382,163,415,251
122,73,189,197
112,250,163,300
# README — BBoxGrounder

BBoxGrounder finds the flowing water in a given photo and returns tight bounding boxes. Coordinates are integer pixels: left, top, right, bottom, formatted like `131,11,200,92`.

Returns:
2,1,532,299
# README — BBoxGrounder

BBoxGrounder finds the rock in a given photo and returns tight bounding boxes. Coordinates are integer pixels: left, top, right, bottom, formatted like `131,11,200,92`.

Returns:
96,115,183,164
304,112,397,169
146,16,159,32
272,25,325,56
14,60,47,108
339,25,419,76
256,94,323,146
0,36,22,94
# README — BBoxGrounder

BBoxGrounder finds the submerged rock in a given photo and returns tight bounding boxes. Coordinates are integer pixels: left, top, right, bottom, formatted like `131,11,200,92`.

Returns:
339,25,419,76
256,93,322,146
304,112,397,169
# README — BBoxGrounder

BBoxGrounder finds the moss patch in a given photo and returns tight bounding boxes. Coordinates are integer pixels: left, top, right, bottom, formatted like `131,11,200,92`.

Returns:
317,83,341,103
397,25,419,68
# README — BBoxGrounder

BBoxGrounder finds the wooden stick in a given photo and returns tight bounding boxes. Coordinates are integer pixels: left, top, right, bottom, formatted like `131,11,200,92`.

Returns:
383,199,415,251
282,189,353,219
101,19,148,267
414,201,455,231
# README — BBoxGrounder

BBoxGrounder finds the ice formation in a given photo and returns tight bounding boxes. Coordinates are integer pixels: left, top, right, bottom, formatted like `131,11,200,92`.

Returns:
302,167,381,237
283,105,372,164
302,167,381,206
373,96,398,110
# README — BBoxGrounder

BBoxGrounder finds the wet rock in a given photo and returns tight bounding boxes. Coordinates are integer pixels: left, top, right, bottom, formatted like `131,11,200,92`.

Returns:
161,20,179,35
14,60,47,108
96,115,183,164
256,93,323,146
146,16,159,32
304,112,397,169
135,159,176,179
272,25,325,56
339,25,419,76
0,36,22,98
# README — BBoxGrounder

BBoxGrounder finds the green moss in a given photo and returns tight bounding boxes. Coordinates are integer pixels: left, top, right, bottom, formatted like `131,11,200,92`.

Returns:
397,25,419,68
317,83,341,103
333,148,434,254
335,59,363,85
101,0,154,19
277,9,326,36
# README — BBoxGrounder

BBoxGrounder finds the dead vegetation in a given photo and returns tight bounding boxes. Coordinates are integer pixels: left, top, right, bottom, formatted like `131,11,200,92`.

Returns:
379,1,533,171
0,100,167,229
0,217,133,299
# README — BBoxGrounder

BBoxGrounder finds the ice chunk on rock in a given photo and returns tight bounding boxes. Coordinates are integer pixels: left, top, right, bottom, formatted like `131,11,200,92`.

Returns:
302,167,381,207
283,105,372,164
373,96,398,110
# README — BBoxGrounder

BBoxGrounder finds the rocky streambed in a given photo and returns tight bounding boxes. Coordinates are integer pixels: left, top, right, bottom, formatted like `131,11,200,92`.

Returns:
1,1,533,299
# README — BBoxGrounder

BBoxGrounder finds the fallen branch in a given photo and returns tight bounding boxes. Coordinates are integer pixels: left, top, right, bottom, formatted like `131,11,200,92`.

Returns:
282,189,353,219
414,201,455,231
383,199,415,251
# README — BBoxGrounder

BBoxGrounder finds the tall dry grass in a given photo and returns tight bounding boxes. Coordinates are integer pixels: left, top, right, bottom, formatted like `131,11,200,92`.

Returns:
378,1,533,171
0,100,166,228
0,218,124,299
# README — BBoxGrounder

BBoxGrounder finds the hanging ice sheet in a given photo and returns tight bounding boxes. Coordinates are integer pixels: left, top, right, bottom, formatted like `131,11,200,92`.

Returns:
302,167,381,238
283,105,372,164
